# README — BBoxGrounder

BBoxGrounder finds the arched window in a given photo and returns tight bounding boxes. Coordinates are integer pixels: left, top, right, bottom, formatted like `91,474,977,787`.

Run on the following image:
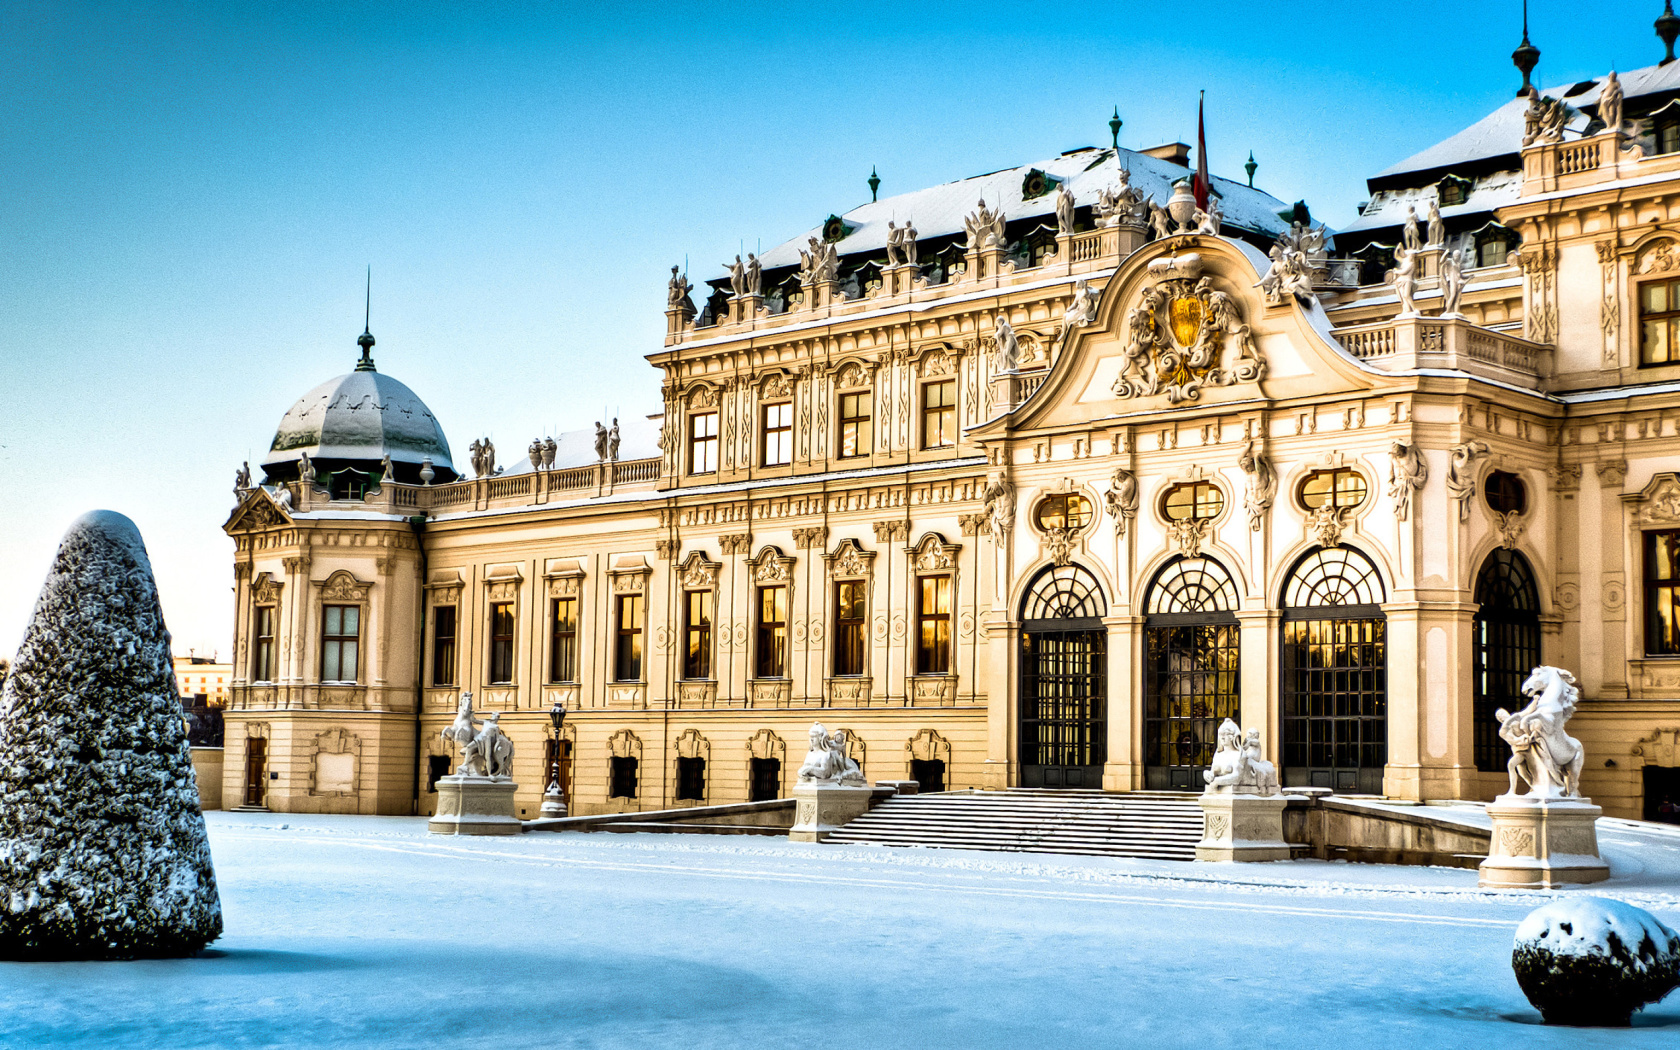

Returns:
1143,556,1241,790
1022,563,1106,623
1281,546,1388,794
1473,549,1541,772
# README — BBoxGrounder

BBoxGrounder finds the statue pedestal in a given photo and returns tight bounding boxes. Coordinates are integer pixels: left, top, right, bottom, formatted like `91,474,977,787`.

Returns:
429,775,521,836
1478,796,1609,888
1196,793,1290,862
788,782,873,842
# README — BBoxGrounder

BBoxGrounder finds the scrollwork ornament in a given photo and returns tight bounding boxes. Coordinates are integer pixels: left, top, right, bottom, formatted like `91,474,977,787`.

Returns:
1111,259,1266,404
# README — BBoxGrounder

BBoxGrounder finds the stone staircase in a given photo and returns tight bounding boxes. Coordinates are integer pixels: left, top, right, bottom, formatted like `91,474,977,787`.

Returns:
825,789,1204,861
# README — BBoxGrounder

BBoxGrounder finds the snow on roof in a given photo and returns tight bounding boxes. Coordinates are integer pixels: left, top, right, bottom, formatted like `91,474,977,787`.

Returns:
1339,170,1521,236
1376,61,1680,182
265,369,455,471
742,148,1295,277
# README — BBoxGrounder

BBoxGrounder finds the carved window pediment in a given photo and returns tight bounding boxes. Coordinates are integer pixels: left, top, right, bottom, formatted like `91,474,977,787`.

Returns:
319,571,370,603
251,572,282,605
910,532,959,572
831,360,874,389
1627,472,1680,524
686,383,719,408
678,550,721,590
1638,237,1680,275
544,557,584,597
824,538,876,579
752,546,794,584
760,373,794,400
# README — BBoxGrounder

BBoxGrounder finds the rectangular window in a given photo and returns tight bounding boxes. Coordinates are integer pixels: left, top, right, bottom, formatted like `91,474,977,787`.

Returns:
916,576,952,675
321,604,360,682
1477,237,1508,269
838,391,872,458
762,402,793,466
921,379,955,449
676,756,706,801
756,584,788,678
683,589,713,680
1641,278,1680,367
431,605,457,686
1661,120,1680,156
609,756,639,799
488,602,515,684
615,593,644,682
749,757,782,802
549,596,577,682
688,411,718,474
1647,529,1680,655
833,580,867,677
252,605,275,682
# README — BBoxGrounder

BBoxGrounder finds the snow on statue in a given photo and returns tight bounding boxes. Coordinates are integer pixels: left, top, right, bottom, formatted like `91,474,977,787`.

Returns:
0,511,221,959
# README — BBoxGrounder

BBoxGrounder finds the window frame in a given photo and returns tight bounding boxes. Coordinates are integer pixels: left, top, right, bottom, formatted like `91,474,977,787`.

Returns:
915,574,953,675
756,584,789,679
833,579,867,677
682,588,713,680
1638,275,1680,368
676,755,706,801
1161,481,1225,522
688,410,719,475
487,601,515,685
320,603,361,683
431,604,457,686
1034,492,1092,532
761,400,793,467
1646,528,1680,656
252,604,275,683
921,378,956,450
837,390,872,459
614,592,645,682
548,595,578,683
1298,468,1370,512
609,755,639,799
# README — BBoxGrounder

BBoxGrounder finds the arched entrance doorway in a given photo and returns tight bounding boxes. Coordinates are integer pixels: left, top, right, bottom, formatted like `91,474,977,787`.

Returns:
1018,564,1107,789
1472,548,1541,772
1281,546,1388,793
1143,556,1241,790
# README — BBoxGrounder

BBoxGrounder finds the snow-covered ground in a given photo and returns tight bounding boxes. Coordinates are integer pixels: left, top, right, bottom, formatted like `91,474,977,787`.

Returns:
4,811,1680,1048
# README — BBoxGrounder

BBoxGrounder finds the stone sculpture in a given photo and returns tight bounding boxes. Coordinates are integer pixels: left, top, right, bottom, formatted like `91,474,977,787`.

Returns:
1386,440,1429,521
1387,244,1419,315
1256,244,1313,305
993,314,1021,372
1522,94,1570,147
298,451,315,485
233,461,251,502
1402,205,1422,252
1426,199,1446,247
1497,666,1586,799
541,437,556,468
796,723,865,786
419,457,435,486
724,255,747,297
607,418,621,462
593,423,608,462
275,484,294,511
441,692,514,779
982,472,1015,542
469,438,498,479
1193,196,1222,235
1054,183,1075,235
1203,719,1280,796
885,221,903,266
380,454,394,483
1599,70,1625,138
745,253,762,296
1439,247,1466,317
667,266,691,306
1147,201,1174,241
901,220,918,267
528,440,543,470
1058,279,1098,344
1105,468,1138,537
1445,439,1489,518
1237,438,1276,532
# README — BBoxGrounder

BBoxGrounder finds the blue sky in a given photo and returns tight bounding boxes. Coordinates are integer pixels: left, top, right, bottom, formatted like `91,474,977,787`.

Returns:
0,1,1655,655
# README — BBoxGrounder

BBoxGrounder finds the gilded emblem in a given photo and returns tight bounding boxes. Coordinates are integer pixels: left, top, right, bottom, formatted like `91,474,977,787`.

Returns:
1113,253,1266,404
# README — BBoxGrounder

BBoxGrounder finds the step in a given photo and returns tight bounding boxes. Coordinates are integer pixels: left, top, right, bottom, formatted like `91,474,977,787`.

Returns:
594,822,786,837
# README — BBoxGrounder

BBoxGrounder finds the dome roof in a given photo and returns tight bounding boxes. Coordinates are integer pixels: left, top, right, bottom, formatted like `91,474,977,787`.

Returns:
263,368,454,474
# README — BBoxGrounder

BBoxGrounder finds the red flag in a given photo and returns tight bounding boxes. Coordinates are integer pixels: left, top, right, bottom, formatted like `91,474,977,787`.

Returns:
1194,91,1209,210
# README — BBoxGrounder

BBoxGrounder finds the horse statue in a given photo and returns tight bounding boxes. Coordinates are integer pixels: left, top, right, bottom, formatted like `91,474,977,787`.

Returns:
441,692,481,765
1496,666,1585,799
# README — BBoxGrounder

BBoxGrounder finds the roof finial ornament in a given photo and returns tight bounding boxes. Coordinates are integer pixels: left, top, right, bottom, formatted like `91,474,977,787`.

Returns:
1512,0,1541,96
1659,1,1680,65
1244,150,1258,188
1109,107,1123,152
868,167,880,202
355,266,376,373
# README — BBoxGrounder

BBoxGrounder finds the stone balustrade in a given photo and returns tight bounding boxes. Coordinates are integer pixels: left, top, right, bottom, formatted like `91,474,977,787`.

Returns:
1333,315,1547,383
282,458,664,517
1521,129,1672,195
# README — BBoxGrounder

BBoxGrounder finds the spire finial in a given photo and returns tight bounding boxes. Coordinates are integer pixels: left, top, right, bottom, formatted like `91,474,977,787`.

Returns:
1512,0,1541,96
1244,150,1258,188
1109,106,1123,152
355,266,376,372
868,166,880,202
1659,1,1680,64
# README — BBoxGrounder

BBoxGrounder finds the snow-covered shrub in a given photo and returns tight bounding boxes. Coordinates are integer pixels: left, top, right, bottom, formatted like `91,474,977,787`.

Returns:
1512,896,1679,1026
0,511,222,960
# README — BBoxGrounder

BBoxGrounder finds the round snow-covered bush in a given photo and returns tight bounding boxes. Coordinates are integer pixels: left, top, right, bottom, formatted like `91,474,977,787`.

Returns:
1512,897,1679,1026
0,511,222,960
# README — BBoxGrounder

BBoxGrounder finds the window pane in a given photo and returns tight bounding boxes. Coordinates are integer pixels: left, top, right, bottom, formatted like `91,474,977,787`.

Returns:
324,605,342,635
340,641,358,682
342,606,359,635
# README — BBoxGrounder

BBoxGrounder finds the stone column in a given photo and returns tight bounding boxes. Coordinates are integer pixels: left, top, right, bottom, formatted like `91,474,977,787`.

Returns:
981,613,1014,790
1235,608,1281,764
1102,614,1143,791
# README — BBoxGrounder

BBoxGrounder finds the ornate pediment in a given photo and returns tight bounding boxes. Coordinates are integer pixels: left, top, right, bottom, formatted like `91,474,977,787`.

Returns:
251,571,282,605
319,570,370,603
1638,237,1680,274
678,550,720,590
911,532,959,572
824,538,876,579
1627,472,1680,524
832,360,873,389
752,546,793,584
227,489,291,533
1112,253,1265,405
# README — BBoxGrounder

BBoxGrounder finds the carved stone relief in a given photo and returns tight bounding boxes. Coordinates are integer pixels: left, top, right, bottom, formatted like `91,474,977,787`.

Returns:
1111,254,1266,404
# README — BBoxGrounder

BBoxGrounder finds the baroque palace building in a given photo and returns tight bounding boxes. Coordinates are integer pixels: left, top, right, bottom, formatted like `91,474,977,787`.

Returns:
224,36,1680,823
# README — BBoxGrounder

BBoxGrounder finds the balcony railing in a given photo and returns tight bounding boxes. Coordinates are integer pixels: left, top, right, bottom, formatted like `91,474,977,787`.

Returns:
279,457,664,517
1332,316,1545,382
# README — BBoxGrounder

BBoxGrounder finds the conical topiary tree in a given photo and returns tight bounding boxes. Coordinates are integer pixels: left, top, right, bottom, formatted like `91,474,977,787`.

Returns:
0,510,221,959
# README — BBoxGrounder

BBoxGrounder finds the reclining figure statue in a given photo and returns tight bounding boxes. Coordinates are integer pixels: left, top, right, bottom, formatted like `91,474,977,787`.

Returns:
1203,719,1280,797
797,722,866,787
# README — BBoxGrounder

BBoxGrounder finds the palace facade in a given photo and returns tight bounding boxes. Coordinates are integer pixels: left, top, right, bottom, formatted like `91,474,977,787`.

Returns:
223,50,1680,823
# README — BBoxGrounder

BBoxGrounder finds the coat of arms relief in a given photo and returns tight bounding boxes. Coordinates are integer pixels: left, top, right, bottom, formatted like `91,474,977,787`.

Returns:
1112,253,1266,405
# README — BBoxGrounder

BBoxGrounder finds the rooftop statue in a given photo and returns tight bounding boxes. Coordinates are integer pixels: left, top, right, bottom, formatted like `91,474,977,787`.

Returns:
1426,200,1446,247
885,221,903,266
1058,279,1098,344
1054,183,1076,235
528,440,543,471
993,314,1021,372
469,438,498,479
1402,205,1422,252
745,253,762,296
1147,201,1173,241
541,436,556,469
963,198,1005,249
901,219,918,266
667,266,693,310
233,462,251,503
298,451,315,485
1496,666,1586,799
608,418,621,463
1600,70,1625,138
1521,94,1570,147
1439,247,1467,317
796,722,865,786
1193,196,1222,235
593,422,608,462
1387,244,1419,316
723,255,747,297
1256,244,1313,305
1203,719,1280,796
380,454,394,483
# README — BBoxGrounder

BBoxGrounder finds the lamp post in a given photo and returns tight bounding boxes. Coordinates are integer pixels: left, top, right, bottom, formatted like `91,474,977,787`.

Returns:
541,701,567,818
